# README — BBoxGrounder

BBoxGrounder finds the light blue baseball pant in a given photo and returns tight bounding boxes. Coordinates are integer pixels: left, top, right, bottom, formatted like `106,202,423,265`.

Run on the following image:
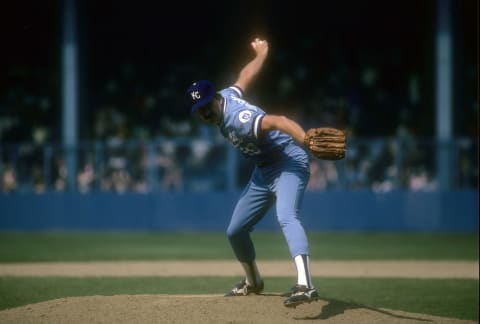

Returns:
226,154,310,263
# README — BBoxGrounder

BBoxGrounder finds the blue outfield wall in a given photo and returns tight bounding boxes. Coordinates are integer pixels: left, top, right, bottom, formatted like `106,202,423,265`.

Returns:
0,191,478,232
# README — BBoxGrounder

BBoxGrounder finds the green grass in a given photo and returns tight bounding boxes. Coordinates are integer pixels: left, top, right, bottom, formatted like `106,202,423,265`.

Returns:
0,231,478,320
0,277,478,321
0,231,478,262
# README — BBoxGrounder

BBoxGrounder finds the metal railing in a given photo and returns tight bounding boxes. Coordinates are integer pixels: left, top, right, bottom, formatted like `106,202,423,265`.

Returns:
0,137,477,193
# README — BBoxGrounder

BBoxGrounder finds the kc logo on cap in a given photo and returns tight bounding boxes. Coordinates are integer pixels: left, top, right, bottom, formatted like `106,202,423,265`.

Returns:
187,80,215,112
190,90,201,100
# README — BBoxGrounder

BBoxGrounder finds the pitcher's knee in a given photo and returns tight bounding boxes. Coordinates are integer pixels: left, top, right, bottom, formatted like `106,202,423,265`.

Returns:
277,213,300,228
226,226,242,241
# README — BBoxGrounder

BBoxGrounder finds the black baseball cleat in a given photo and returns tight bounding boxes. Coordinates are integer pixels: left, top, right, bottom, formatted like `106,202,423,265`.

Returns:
283,284,319,308
224,279,264,296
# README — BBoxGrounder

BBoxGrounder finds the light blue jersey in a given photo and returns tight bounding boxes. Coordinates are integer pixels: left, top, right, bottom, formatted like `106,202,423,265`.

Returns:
218,86,307,166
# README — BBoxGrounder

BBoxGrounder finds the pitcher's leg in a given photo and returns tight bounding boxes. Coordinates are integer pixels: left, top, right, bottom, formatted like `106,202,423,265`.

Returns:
274,170,319,307
275,171,310,257
226,181,273,263
225,176,273,294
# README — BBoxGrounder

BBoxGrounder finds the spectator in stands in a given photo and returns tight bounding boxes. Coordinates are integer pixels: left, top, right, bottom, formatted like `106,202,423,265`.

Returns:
1,163,17,192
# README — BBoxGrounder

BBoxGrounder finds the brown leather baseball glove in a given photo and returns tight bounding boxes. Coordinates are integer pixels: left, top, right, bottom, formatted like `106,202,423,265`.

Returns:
304,127,346,160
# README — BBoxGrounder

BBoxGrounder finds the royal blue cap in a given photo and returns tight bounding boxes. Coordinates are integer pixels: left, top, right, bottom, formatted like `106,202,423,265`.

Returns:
186,80,215,112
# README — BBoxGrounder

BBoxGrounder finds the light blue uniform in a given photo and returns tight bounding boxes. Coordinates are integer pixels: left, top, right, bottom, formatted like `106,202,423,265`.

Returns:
218,86,311,262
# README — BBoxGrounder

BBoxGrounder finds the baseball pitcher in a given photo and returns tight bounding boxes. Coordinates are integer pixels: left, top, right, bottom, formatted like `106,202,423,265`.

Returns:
187,38,345,307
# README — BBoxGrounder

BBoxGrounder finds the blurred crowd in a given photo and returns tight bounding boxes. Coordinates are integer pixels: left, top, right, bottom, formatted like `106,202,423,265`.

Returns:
0,24,477,194
1,135,477,194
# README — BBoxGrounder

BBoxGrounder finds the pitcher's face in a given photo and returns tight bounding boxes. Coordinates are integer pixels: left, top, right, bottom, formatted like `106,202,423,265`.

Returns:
196,100,222,124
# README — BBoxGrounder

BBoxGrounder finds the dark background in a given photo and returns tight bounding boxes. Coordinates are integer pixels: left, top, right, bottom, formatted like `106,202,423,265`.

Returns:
0,0,477,142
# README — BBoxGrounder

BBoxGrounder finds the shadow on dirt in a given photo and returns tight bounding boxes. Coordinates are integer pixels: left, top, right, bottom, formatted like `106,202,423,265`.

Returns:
258,292,431,322
294,297,432,322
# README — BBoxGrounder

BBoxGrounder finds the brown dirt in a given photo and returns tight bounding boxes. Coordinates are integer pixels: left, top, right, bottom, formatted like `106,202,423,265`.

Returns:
0,294,477,324
0,260,478,324
0,260,478,278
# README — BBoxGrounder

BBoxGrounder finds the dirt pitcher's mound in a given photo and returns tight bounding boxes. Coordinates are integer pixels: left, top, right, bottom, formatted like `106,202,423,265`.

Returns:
0,294,476,324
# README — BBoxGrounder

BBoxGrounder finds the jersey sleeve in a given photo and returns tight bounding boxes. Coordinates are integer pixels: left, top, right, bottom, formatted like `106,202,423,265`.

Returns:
220,86,265,140
222,86,243,99
233,108,265,140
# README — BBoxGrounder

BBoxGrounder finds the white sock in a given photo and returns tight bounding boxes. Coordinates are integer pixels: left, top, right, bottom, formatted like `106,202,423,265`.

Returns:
294,254,313,288
241,261,262,286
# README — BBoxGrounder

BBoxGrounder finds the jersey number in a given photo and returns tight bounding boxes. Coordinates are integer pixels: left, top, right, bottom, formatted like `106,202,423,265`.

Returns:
228,131,261,156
